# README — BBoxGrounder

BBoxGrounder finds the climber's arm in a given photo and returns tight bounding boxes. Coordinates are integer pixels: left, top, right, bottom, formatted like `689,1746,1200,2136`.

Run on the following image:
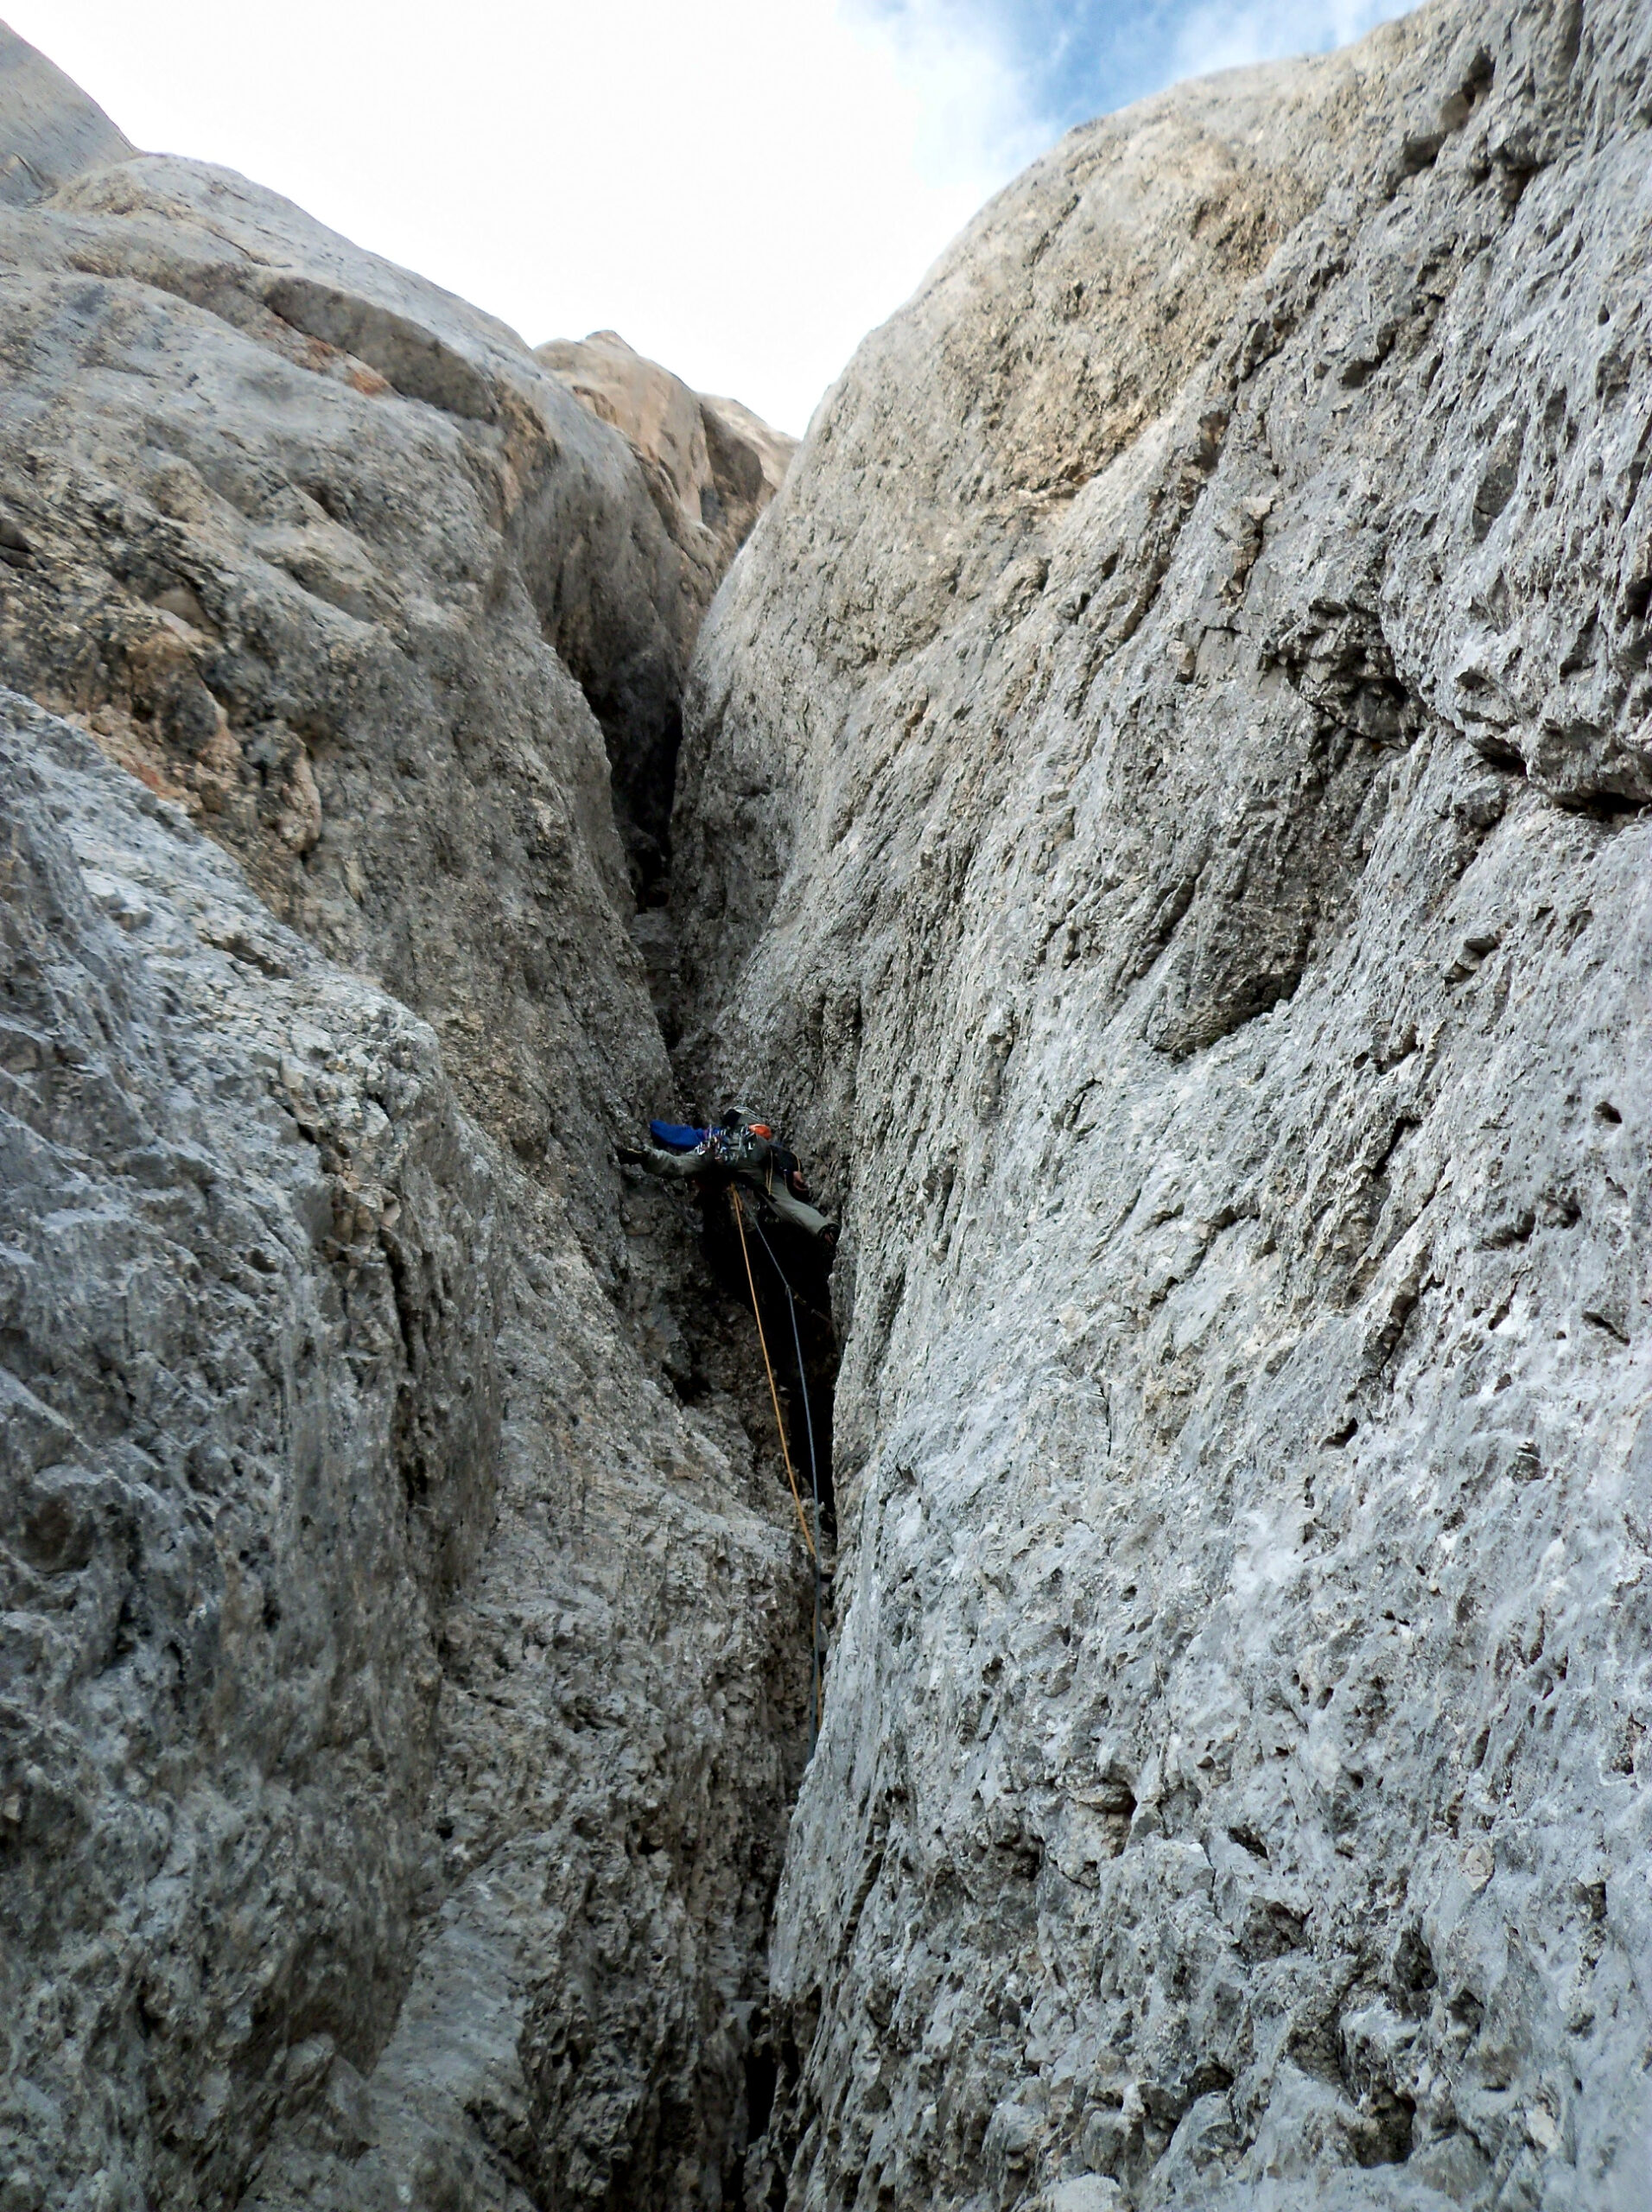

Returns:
626,1143,708,1180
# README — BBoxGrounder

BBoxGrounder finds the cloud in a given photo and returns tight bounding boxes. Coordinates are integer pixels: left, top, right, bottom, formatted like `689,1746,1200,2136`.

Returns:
1168,0,1412,79
863,0,1414,138
3,0,1416,434
7,0,1039,434
839,0,1051,187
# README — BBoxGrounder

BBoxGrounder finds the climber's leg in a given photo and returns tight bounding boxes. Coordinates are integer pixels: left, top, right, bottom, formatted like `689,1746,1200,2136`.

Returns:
762,1180,834,1241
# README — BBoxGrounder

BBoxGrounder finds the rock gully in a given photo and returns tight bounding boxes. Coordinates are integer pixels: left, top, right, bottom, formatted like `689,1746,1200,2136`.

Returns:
3,4,1651,2209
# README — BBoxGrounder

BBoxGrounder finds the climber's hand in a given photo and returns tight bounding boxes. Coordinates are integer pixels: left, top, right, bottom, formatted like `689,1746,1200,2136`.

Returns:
614,1141,645,1166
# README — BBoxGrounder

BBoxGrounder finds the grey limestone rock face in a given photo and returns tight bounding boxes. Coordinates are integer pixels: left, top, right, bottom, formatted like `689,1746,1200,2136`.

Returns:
673,0,1652,2205
10,1,1652,2207
0,22,134,206
535,328,796,900
0,126,737,989
0,35,815,2212
0,695,502,2207
0,691,809,2212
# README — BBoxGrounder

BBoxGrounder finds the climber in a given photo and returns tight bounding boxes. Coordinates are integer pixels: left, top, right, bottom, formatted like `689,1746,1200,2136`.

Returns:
618,1106,836,1245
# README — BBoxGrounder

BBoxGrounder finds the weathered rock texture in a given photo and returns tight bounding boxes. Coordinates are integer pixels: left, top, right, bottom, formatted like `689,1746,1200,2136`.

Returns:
2,692,503,2204
674,0,1652,2204
0,124,788,934
10,1,1652,2208
0,22,133,206
536,330,794,902
538,331,793,591
0,43,812,2212
1,695,809,2212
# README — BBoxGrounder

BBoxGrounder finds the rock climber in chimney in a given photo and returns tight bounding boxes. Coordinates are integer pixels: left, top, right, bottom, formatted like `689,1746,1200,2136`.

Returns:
619,1105,836,1246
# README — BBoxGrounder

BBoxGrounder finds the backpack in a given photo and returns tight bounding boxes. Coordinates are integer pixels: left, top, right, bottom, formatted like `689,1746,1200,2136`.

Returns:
650,1120,708,1152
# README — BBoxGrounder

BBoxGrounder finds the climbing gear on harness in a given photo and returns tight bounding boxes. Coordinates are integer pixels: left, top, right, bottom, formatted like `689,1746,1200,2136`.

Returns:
728,1186,816,1563
627,1112,836,1243
716,1123,759,1171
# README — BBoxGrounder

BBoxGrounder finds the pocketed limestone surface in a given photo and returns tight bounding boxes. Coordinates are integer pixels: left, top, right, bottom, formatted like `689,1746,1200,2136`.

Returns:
0,695,502,2204
673,1,1652,2204
1,691,810,2212
0,46,811,2210
8,1,1652,2206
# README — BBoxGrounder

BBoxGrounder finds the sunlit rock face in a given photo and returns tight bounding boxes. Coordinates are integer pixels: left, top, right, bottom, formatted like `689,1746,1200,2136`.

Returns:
7,1,1652,2207
0,144,681,1174
537,329,793,584
0,22,134,203
674,0,1652,2203
0,45,810,2212
536,327,795,896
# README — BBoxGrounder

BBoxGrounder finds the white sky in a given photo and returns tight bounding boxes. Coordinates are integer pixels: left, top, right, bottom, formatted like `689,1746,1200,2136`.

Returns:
6,1,1407,435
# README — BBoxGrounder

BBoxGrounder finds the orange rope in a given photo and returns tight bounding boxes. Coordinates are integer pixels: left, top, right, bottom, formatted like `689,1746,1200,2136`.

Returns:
729,1186,816,1559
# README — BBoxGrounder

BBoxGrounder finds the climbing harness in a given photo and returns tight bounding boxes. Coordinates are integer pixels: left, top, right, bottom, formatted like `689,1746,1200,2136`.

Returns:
728,1187,828,1751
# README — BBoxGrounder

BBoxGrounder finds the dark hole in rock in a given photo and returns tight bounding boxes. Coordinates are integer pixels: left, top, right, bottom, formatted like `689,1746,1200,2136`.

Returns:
1353,2087,1417,2168
17,1492,96,1573
745,2033,778,2146
1449,1987,1485,2035
1393,1923,1439,2016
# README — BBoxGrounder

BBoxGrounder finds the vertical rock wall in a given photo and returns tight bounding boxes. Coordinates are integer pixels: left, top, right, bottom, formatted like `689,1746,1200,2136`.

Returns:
674,1,1652,2204
537,328,795,899
0,48,810,2212
9,4,1652,2208
2,697,502,2206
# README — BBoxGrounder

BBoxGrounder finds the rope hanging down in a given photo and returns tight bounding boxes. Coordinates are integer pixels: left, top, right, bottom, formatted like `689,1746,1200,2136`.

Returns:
747,1203,827,1754
729,1187,816,1560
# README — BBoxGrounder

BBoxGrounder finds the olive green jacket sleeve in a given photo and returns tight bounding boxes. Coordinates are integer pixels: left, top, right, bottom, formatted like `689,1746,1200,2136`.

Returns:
639,1144,708,1181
